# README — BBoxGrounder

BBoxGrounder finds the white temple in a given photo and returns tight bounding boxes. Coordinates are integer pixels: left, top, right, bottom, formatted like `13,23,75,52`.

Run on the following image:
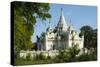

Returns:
37,8,84,51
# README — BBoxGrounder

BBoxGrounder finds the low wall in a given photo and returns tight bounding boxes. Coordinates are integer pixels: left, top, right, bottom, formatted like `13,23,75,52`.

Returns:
20,50,59,59
19,48,89,59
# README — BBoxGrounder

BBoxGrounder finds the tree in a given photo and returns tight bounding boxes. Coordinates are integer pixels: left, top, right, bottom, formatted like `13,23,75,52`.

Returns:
79,25,97,49
91,29,97,48
14,2,51,56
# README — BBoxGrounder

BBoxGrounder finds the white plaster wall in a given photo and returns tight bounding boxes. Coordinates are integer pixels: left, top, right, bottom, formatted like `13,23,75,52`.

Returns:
74,35,84,49
79,37,84,49
68,34,72,47
44,28,84,50
47,41,54,50
67,33,84,49
45,35,49,51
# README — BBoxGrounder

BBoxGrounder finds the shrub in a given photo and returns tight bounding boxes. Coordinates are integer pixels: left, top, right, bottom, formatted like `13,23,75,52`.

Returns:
35,52,46,60
26,53,31,61
77,53,89,61
47,55,51,59
56,50,71,62
39,52,46,60
69,44,80,59
77,51,97,61
14,47,20,59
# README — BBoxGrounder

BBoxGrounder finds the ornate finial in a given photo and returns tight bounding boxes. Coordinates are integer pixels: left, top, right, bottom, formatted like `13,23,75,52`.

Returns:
61,8,63,11
61,8,63,16
49,18,51,28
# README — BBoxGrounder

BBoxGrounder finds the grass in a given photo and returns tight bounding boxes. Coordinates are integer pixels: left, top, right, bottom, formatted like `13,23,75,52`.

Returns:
14,58,56,65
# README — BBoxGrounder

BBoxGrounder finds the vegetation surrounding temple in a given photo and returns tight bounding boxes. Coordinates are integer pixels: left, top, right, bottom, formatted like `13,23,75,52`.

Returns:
14,2,97,65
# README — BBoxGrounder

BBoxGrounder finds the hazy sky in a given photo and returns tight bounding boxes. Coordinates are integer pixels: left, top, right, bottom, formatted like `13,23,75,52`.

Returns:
31,3,97,43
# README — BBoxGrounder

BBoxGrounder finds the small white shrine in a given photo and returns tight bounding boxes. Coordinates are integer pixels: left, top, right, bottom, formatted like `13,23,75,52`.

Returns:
37,8,84,51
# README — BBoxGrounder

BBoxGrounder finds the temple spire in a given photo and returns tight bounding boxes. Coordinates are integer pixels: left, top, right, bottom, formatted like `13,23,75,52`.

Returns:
61,8,63,17
58,8,67,27
56,8,68,32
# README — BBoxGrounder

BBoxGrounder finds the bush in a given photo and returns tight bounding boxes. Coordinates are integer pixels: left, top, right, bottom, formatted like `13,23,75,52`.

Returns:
90,51,97,60
69,44,80,59
47,55,51,59
39,52,46,60
77,53,89,61
56,50,71,62
77,51,97,61
15,47,97,65
35,52,46,60
14,47,20,59
26,53,31,61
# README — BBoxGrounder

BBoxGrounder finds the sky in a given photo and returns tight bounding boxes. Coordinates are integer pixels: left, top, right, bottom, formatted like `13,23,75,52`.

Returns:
31,3,97,43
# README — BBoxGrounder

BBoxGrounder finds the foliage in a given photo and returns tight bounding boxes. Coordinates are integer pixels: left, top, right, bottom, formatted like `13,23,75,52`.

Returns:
77,51,97,61
38,52,46,60
26,53,31,61
14,2,51,58
35,52,46,60
15,48,97,65
56,50,71,62
69,44,80,59
47,55,51,59
54,44,80,62
79,31,84,38
14,46,20,59
79,25,97,49
31,43,37,50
